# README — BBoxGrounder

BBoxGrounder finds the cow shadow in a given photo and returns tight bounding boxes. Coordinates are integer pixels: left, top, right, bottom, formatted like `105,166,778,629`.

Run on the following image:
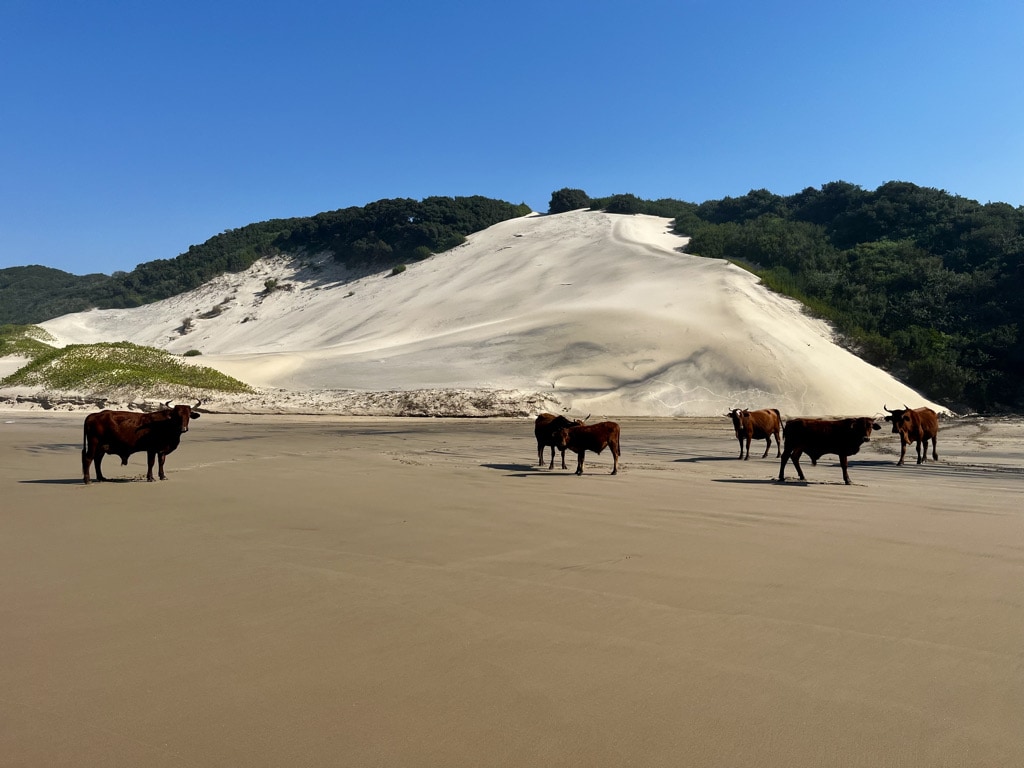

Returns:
25,443,79,455
481,463,580,478
19,478,88,485
675,456,768,464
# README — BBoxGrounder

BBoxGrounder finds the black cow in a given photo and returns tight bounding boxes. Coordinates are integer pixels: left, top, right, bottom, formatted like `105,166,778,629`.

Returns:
777,416,880,485
534,412,588,469
82,400,201,484
553,421,621,475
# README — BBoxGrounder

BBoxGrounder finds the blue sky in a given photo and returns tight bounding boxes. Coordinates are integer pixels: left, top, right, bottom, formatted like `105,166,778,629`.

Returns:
2,1,1022,275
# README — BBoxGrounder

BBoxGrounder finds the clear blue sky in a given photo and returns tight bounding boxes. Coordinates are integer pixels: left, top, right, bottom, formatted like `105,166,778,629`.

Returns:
3,0,1022,275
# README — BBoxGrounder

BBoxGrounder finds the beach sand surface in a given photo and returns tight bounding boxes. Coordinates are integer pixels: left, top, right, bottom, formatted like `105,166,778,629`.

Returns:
2,413,1022,767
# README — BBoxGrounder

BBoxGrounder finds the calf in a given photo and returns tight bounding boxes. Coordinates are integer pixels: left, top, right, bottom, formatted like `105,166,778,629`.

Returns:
554,421,621,476
778,416,880,485
725,407,782,459
534,412,587,469
883,405,939,466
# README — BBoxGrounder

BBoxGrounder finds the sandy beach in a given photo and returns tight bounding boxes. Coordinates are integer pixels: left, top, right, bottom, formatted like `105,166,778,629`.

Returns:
3,412,1022,766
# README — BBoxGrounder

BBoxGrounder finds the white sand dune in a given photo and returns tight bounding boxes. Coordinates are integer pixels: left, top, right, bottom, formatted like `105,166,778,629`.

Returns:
30,209,940,417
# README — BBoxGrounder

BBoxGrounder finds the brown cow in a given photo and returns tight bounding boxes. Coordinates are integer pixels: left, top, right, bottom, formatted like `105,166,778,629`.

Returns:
554,421,621,475
725,407,782,459
883,405,939,466
777,416,880,485
82,400,201,484
534,412,588,469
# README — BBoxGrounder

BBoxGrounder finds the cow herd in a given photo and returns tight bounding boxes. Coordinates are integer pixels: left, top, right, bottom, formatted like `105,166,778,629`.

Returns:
79,401,939,485
536,405,939,484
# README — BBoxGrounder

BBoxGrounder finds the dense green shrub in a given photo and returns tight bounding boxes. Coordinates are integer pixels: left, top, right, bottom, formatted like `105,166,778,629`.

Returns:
1,341,252,393
548,188,591,214
679,182,1024,411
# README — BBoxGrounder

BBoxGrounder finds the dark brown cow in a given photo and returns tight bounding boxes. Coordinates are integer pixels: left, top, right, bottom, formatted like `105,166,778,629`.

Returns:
883,405,939,466
725,407,782,459
534,412,588,469
82,400,202,484
554,421,621,475
777,416,880,485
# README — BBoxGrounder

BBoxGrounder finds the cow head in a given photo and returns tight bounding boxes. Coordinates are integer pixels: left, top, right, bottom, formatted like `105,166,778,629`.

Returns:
553,426,574,450
883,404,911,434
725,408,748,430
167,400,202,433
852,416,882,442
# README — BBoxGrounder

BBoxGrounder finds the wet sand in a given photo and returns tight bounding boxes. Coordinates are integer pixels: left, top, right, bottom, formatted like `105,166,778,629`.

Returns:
2,414,1023,767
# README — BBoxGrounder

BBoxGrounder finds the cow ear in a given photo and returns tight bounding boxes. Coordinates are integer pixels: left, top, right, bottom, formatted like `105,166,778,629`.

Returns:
190,412,201,418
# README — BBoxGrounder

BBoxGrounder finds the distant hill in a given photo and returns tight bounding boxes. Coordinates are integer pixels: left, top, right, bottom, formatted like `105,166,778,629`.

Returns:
4,182,1024,412
0,195,531,325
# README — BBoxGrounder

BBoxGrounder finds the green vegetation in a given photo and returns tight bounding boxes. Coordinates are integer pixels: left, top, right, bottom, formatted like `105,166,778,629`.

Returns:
675,182,1024,412
389,264,407,276
548,188,591,214
0,324,58,360
0,195,532,324
1,342,253,394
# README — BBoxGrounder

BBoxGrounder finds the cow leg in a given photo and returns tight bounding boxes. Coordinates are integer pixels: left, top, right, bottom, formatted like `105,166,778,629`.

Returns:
791,451,806,481
897,437,908,466
575,451,585,476
93,452,106,482
916,440,925,464
778,448,807,482
839,455,852,485
774,431,781,457
743,436,751,460
146,451,157,482
540,442,555,469
82,448,93,484
157,452,168,480
778,449,793,482
930,437,938,462
610,440,620,475
761,437,771,459
559,448,569,470
736,437,744,459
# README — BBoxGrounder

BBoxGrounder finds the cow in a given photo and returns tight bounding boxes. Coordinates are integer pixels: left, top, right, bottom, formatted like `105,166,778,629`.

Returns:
553,421,621,476
725,407,782,459
534,412,588,470
777,416,880,485
82,400,202,484
883,405,939,466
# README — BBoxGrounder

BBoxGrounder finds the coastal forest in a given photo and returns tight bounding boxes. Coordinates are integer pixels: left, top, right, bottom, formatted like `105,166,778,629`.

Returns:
3,184,1023,412
0,196,530,325
552,184,1024,413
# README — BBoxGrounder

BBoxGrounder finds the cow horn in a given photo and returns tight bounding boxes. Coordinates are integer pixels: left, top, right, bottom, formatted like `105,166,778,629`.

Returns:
583,413,591,423
883,404,894,413
194,399,203,409
162,400,172,409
